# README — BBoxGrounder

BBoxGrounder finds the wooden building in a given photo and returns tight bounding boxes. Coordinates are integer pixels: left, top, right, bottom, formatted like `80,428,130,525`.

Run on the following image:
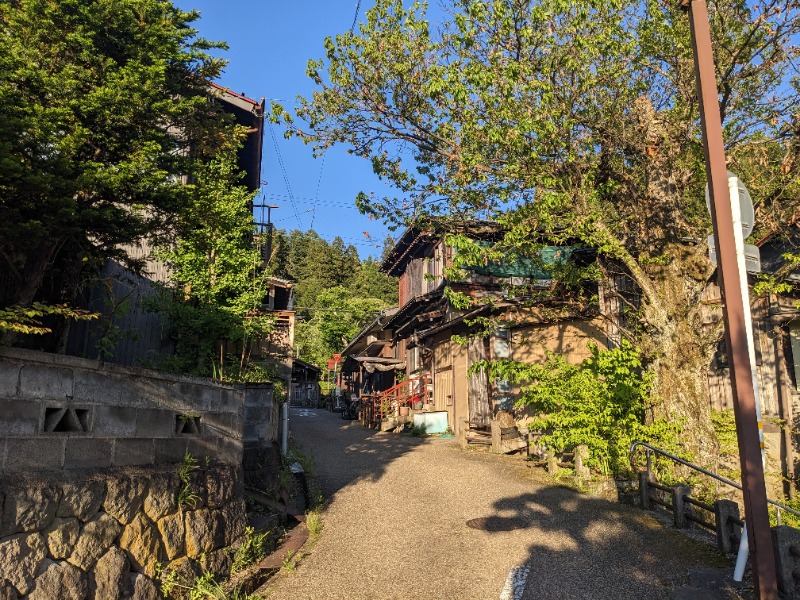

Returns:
341,222,619,438
65,87,268,367
342,222,800,489
337,308,403,401
290,358,321,408
703,231,800,493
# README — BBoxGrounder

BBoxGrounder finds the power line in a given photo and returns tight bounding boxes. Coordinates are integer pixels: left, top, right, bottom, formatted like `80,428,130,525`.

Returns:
351,0,361,31
267,121,304,229
266,194,362,210
310,155,325,229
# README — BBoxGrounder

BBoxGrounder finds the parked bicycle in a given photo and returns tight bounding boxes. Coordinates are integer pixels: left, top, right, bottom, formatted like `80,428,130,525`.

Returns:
341,396,359,420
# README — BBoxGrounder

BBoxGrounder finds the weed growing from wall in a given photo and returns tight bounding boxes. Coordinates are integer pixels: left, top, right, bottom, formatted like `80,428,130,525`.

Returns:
231,526,272,574
178,451,200,509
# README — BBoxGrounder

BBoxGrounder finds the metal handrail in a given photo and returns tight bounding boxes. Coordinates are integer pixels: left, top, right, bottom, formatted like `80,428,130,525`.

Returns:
630,441,800,519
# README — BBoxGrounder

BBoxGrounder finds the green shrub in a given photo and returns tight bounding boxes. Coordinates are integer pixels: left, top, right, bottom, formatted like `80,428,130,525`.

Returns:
410,423,427,437
478,340,678,476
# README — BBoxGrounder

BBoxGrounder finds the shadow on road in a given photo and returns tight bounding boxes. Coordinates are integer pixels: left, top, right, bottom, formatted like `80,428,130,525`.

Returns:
288,408,429,499
480,485,730,600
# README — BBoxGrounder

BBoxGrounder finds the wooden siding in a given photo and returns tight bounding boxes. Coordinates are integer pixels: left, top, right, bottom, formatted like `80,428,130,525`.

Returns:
467,336,491,426
510,318,608,365
65,259,174,366
702,284,785,417
398,272,408,307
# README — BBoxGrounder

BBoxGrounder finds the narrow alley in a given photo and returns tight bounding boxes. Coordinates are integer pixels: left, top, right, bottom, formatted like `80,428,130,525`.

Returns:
263,409,730,600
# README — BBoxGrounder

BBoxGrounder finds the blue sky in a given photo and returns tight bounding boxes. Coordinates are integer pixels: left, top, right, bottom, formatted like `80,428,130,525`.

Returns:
176,1,403,259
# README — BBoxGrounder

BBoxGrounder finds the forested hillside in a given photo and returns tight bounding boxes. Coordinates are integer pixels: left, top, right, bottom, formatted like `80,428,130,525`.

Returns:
271,229,397,370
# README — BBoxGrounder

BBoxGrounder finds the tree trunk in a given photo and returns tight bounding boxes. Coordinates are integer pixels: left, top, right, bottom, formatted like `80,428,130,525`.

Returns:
639,244,720,464
0,240,61,345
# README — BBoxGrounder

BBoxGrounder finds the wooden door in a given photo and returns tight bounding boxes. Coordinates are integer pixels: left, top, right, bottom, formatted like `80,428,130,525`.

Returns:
435,367,453,427
467,336,490,426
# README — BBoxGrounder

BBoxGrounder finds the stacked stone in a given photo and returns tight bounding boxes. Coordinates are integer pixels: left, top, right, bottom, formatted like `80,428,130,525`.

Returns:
0,464,246,600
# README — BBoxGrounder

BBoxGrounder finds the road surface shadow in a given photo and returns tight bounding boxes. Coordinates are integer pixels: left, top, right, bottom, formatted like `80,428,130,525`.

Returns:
289,408,429,499
482,485,732,600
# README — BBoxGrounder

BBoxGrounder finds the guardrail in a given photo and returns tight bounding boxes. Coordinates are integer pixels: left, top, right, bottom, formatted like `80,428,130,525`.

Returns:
630,441,800,523
631,441,800,596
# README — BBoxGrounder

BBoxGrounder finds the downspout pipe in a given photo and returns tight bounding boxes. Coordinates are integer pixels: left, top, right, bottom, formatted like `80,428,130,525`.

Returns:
281,377,290,455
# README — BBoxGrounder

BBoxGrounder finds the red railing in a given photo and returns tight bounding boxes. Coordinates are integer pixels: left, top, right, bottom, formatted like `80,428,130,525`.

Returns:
359,373,431,427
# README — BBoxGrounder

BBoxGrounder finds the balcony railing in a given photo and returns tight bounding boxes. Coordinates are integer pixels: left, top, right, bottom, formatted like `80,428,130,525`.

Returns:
359,373,432,427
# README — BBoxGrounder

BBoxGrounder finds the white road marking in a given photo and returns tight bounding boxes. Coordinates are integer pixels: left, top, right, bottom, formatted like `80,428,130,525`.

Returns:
292,409,316,417
500,563,530,600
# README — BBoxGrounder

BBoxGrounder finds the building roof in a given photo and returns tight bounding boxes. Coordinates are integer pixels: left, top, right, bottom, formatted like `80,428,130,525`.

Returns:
292,357,321,374
211,83,265,192
341,355,406,373
380,220,502,277
340,307,398,356
379,289,443,333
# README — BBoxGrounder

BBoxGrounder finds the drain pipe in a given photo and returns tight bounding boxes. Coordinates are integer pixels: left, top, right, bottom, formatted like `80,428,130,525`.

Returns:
281,400,289,455
726,173,765,584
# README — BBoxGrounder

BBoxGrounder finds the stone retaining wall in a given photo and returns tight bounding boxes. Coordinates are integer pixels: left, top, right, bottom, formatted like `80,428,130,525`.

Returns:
0,464,246,599
0,348,281,598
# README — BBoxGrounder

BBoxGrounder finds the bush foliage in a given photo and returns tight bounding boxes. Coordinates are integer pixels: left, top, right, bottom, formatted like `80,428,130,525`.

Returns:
478,340,679,476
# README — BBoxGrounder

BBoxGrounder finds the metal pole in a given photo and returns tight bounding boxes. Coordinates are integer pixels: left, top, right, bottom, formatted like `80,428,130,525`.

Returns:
684,0,777,596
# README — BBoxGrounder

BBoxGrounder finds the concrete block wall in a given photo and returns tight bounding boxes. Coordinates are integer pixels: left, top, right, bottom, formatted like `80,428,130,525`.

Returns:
0,348,274,473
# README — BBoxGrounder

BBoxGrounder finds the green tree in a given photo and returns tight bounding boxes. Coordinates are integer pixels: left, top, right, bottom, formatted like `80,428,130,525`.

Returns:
278,0,800,461
148,139,272,377
352,257,398,304
271,229,397,368
273,229,378,309
480,341,678,475
295,286,388,368
0,0,231,313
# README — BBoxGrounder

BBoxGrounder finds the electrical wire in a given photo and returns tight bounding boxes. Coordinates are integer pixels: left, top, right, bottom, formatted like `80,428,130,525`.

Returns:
351,0,361,31
267,121,304,230
310,155,325,230
267,194,363,210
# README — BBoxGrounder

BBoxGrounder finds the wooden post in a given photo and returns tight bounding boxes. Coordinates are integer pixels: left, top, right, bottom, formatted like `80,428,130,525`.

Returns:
773,325,796,499
714,499,741,554
547,449,558,475
574,445,590,481
672,483,692,528
491,419,500,453
459,417,469,449
639,471,652,510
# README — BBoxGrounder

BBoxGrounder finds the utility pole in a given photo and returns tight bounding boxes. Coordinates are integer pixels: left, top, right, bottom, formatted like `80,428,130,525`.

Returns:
682,0,777,596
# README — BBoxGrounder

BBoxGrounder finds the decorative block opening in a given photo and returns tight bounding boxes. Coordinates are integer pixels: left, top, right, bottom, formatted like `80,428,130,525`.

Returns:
175,414,201,435
44,407,90,432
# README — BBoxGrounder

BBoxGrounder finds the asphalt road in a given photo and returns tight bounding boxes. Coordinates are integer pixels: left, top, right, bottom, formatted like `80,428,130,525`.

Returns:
262,408,727,600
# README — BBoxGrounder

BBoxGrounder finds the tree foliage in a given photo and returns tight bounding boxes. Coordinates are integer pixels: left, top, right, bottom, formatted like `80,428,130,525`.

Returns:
0,0,232,312
146,139,272,377
271,229,397,368
0,303,98,336
478,341,678,475
278,0,800,460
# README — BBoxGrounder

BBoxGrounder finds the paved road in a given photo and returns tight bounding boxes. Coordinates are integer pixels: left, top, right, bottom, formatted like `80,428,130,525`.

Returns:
263,408,727,600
